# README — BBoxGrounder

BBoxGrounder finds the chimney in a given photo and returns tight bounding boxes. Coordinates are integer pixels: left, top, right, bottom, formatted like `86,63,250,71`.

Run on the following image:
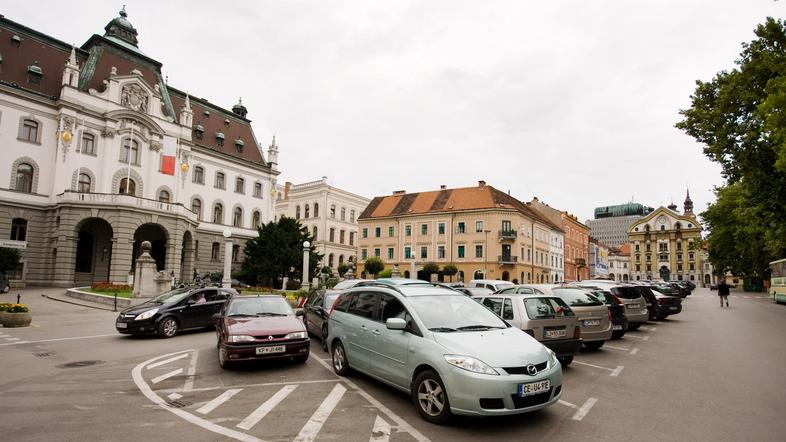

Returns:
440,185,447,190
478,180,486,188
393,190,406,195
284,181,292,199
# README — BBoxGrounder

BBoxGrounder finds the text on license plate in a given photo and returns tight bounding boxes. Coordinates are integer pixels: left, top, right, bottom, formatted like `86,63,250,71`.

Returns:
544,329,566,339
582,319,601,327
116,322,127,329
612,325,623,330
518,379,551,397
628,303,641,309
256,345,286,355
669,306,679,310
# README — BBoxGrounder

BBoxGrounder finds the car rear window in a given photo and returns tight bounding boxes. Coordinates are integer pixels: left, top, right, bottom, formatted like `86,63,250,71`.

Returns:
591,290,619,305
611,286,642,300
552,288,603,306
524,297,573,319
347,292,377,319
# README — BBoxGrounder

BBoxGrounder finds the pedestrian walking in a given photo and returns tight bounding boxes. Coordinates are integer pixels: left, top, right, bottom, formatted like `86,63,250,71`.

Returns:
717,281,730,307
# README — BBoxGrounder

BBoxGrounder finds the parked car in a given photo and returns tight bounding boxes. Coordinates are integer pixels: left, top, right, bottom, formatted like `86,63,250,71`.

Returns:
521,285,612,350
583,289,628,339
303,288,343,351
651,283,681,297
329,279,375,291
454,286,494,297
665,281,691,297
115,286,237,338
215,295,309,368
648,288,683,320
468,279,516,293
473,287,581,367
327,284,562,422
574,282,649,331
669,280,696,291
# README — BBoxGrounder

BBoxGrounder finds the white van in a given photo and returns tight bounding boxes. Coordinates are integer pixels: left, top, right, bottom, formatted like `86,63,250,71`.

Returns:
468,279,515,293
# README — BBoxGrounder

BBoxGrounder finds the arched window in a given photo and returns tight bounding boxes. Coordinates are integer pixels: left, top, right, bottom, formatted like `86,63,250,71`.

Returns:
233,207,243,227
474,270,484,280
252,211,260,228
213,203,223,224
11,218,27,241
295,205,301,219
304,204,310,218
340,207,346,221
78,173,91,192
120,138,139,164
328,253,334,268
119,177,136,195
15,163,34,193
191,198,202,220
312,226,318,240
158,189,170,203
314,203,319,217
81,133,96,155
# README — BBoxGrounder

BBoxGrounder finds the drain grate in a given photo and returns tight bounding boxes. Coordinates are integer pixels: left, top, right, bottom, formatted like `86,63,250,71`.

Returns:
167,400,189,408
33,351,55,358
57,360,105,369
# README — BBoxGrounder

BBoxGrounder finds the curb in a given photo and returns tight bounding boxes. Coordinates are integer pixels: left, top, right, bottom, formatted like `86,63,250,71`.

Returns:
41,293,116,312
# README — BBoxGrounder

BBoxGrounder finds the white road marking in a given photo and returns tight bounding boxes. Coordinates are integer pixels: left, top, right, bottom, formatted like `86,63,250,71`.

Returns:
0,333,118,346
625,334,650,341
571,397,598,421
312,356,431,442
147,353,189,369
603,344,633,352
168,393,183,401
630,348,640,355
151,368,183,384
183,349,198,392
132,350,263,442
573,360,624,377
236,385,298,430
610,366,625,377
369,415,391,442
293,383,346,442
6,337,20,341
158,378,338,395
639,326,657,332
558,399,578,409
197,388,243,415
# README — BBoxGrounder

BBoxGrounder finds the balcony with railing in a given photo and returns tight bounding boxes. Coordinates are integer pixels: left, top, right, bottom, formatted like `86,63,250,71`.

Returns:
498,255,518,265
56,191,198,222
498,229,517,241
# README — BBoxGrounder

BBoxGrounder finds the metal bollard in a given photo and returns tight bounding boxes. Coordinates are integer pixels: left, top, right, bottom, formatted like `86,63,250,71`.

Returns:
17,293,21,304
114,292,118,312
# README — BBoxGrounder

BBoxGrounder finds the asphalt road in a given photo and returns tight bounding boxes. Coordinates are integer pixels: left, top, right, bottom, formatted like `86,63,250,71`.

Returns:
1,287,785,441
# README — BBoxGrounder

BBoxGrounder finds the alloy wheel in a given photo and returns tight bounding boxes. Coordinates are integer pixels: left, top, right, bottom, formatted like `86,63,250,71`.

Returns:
417,379,445,416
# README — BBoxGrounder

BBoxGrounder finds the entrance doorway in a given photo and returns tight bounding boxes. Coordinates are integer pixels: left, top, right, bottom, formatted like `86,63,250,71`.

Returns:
74,218,113,285
659,266,670,281
133,223,168,271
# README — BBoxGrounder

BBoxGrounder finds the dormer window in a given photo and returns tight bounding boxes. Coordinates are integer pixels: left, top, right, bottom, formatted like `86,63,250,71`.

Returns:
27,63,42,85
224,118,230,126
234,139,244,153
203,110,210,117
215,131,225,147
193,124,204,140
11,35,21,47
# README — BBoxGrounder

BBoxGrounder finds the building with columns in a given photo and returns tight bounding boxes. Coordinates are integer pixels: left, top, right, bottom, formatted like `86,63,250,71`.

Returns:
0,10,278,287
275,177,370,275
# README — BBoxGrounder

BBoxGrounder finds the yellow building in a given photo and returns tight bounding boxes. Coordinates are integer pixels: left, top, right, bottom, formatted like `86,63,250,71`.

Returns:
626,195,703,282
356,181,562,283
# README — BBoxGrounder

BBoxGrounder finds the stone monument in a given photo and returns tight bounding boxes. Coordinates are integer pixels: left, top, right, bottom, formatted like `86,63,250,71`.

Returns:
132,241,171,298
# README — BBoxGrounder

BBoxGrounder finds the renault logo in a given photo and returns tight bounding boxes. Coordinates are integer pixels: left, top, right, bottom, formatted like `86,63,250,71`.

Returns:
268,336,273,341
526,364,537,375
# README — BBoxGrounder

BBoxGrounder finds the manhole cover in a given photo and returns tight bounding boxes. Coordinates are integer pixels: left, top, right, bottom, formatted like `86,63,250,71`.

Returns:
57,360,105,369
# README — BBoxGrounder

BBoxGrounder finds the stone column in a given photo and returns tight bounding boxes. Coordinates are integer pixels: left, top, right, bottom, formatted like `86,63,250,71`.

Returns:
301,241,311,290
133,241,158,298
221,229,232,288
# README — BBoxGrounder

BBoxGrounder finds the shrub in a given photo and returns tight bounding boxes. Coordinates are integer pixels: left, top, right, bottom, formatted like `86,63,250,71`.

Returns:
377,269,393,278
324,278,338,289
0,303,29,313
90,282,132,292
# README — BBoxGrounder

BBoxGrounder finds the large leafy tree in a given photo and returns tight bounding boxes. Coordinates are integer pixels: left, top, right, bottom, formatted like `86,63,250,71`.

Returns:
677,17,786,276
241,217,322,286
0,248,21,276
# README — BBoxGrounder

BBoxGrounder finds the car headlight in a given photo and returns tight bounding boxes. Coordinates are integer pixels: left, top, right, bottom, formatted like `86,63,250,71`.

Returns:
444,355,499,375
285,331,307,339
228,335,256,343
546,348,558,366
134,308,158,321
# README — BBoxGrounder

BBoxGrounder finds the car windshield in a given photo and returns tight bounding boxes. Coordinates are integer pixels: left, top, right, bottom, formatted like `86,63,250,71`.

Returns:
552,288,603,306
227,297,293,317
150,287,192,304
524,297,574,319
408,295,509,332
332,280,357,290
325,293,341,308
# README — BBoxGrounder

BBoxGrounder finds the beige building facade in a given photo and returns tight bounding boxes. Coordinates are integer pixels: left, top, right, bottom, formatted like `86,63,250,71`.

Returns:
357,182,562,283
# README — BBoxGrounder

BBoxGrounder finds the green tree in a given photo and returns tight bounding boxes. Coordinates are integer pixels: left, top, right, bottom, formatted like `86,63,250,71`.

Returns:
242,217,322,286
677,17,786,276
337,263,349,276
442,264,458,282
363,257,384,278
421,262,440,281
0,248,21,276
377,268,393,278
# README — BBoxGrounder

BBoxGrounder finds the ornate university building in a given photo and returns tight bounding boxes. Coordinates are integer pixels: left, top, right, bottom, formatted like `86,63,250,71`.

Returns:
0,10,279,287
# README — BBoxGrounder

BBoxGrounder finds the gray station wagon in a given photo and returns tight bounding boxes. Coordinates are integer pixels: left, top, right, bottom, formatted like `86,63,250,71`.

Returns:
327,283,562,423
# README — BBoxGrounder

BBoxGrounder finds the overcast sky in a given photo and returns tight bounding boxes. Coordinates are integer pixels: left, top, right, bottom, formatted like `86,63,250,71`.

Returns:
9,1,784,222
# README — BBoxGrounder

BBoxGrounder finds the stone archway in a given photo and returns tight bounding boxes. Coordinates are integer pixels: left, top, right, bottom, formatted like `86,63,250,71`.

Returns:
704,274,711,285
133,223,168,271
180,231,194,284
74,218,113,286
473,270,485,280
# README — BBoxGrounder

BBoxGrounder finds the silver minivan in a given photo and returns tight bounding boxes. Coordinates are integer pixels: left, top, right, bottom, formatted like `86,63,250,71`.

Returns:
327,283,562,423
473,287,582,367
574,281,649,330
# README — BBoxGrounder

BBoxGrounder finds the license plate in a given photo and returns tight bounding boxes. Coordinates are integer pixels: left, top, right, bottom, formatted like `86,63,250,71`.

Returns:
669,306,679,310
518,380,551,397
628,303,641,309
612,325,622,330
256,345,285,355
544,329,566,339
582,319,601,327
116,322,127,329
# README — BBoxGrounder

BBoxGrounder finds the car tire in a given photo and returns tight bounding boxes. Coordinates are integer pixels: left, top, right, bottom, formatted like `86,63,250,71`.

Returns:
157,317,178,338
331,341,351,376
584,341,604,350
321,324,329,353
294,353,309,364
303,315,310,335
412,370,452,424
218,347,232,369
627,322,641,331
558,356,573,367
611,330,625,340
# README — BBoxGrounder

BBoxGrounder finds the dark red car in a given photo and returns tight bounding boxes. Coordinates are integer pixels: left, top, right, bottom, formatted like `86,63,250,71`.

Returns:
215,295,310,369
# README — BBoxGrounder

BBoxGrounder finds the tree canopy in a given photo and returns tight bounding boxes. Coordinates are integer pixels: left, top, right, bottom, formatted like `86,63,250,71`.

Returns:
0,248,20,276
363,257,384,277
241,217,322,286
677,17,786,276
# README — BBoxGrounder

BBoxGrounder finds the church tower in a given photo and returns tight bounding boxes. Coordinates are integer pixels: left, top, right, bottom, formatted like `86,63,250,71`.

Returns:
684,189,694,216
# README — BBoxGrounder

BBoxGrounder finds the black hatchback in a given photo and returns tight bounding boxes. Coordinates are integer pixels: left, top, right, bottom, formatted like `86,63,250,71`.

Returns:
587,289,628,339
303,289,343,351
115,286,237,338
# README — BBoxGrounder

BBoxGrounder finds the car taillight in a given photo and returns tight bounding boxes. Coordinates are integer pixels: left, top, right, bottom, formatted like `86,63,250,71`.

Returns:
573,326,581,339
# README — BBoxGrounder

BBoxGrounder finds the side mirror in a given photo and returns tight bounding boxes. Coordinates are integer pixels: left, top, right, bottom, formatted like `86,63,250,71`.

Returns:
212,313,222,321
295,308,305,317
386,318,406,330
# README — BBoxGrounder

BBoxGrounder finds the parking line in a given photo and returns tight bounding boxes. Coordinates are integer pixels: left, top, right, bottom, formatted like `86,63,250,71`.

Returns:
147,353,188,369
293,383,346,442
572,398,598,421
610,366,624,377
558,399,578,410
639,326,657,332
6,337,20,341
603,344,633,352
183,350,198,392
630,348,640,355
158,378,338,395
237,385,298,430
625,334,649,341
0,333,117,346
572,360,624,377
369,415,391,442
197,388,243,415
151,368,183,384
